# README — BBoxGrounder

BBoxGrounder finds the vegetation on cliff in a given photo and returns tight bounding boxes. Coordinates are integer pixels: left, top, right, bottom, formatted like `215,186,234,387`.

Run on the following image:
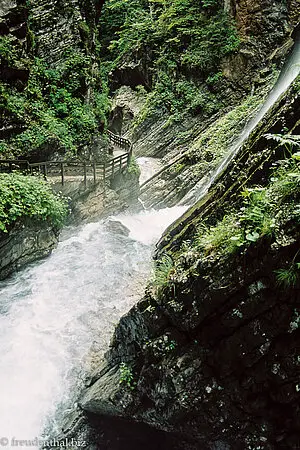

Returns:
99,0,239,122
0,6,109,159
0,173,68,233
156,147,300,291
0,2,106,239
0,44,109,158
79,63,300,447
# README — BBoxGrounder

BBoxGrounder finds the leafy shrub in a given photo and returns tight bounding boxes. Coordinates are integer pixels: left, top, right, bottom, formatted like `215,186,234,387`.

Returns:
0,173,68,232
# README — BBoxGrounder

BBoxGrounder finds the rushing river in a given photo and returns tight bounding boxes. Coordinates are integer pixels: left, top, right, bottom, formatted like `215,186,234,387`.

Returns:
1,30,300,450
0,205,185,447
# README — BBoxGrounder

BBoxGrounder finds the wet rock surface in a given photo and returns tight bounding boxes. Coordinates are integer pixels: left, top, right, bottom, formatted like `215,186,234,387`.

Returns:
70,168,141,223
79,215,300,449
77,57,300,450
0,219,59,280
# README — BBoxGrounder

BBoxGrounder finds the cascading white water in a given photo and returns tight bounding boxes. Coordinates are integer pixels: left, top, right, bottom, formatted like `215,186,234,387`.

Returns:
136,157,163,185
180,33,300,205
0,206,186,447
1,32,299,450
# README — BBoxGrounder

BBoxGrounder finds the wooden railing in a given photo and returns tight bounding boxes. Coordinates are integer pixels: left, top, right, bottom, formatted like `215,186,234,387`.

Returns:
107,130,132,154
0,131,132,187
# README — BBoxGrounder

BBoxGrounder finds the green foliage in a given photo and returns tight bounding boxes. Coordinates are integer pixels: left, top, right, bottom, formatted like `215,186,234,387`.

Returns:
1,45,110,157
99,0,239,122
202,0,219,8
0,173,68,232
152,254,174,289
191,92,264,160
194,153,300,257
240,187,276,238
264,133,300,151
0,35,18,63
127,156,141,176
276,249,300,287
119,362,135,389
196,215,244,255
276,265,300,287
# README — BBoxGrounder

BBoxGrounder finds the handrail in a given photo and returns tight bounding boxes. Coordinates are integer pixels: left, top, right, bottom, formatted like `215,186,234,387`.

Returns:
107,130,133,157
0,131,133,187
140,153,186,190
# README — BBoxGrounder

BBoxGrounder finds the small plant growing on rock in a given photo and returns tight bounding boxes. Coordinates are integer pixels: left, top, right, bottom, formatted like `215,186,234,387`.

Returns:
194,152,300,258
152,254,175,297
275,265,300,287
276,250,300,287
289,309,300,333
119,362,135,389
127,156,141,176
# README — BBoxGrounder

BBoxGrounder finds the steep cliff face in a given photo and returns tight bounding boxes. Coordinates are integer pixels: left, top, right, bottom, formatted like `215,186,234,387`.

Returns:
219,0,295,87
78,73,300,449
107,0,299,210
0,0,107,159
28,0,102,64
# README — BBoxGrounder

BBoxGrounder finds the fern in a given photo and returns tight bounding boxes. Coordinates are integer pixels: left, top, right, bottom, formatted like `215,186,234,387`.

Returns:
264,133,300,150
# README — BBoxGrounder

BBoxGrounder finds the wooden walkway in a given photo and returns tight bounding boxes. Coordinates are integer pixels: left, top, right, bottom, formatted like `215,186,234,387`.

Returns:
0,131,132,187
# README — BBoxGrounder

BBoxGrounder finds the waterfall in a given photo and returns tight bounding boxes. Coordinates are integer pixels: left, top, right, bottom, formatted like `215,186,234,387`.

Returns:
179,33,300,205
0,206,186,447
1,30,299,450
136,157,163,185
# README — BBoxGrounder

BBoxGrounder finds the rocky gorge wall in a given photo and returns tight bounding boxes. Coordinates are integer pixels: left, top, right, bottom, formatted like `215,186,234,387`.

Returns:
110,0,300,209
0,219,59,280
76,69,300,450
1,0,299,447
62,165,141,223
0,161,140,280
0,0,107,159
0,0,131,280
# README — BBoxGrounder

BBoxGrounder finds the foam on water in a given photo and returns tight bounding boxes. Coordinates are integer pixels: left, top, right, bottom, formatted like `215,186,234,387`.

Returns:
136,157,163,185
0,206,184,446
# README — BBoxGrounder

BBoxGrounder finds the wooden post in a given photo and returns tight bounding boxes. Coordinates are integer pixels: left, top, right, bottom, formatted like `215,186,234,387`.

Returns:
84,163,87,188
127,144,133,166
61,162,65,186
9,162,12,173
43,164,47,180
103,163,106,197
103,163,106,182
112,159,114,178
93,162,96,185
